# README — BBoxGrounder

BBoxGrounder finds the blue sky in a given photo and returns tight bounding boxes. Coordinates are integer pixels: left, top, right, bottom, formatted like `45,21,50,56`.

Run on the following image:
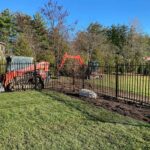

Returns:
0,0,150,34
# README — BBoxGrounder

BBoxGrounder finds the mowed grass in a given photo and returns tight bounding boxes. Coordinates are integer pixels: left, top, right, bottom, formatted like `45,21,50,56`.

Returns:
0,91,150,150
88,74,150,97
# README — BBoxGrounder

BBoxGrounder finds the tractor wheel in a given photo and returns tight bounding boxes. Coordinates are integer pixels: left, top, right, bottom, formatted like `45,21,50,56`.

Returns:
36,77,44,90
5,82,15,92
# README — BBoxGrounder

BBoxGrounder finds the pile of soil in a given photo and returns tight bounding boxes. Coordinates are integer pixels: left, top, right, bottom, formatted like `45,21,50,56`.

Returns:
66,93,150,123
43,82,150,123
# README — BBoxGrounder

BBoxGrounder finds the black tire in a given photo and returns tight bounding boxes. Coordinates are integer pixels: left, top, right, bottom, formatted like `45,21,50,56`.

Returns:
35,77,44,90
5,82,15,92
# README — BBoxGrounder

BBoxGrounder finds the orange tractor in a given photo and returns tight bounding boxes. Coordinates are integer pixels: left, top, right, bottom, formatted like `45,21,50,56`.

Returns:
0,56,50,91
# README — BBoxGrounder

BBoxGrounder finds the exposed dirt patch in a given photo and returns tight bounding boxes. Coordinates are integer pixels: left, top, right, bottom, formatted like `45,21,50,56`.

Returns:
62,91,150,123
44,79,150,123
80,95,149,123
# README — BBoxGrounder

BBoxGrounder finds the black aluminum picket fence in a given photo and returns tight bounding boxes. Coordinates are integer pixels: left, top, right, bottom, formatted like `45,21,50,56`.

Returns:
0,63,150,105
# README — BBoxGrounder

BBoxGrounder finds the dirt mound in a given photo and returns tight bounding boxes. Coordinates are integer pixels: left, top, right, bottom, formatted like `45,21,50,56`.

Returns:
66,92,150,123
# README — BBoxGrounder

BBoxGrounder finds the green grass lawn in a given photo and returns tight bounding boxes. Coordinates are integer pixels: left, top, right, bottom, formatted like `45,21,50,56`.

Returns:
0,91,150,150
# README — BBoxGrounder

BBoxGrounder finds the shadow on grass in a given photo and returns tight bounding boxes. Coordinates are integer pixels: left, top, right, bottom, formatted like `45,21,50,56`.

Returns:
40,91,150,128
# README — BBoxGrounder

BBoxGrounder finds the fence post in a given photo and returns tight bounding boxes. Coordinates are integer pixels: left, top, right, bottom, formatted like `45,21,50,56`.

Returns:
34,62,37,90
115,64,119,99
72,69,75,92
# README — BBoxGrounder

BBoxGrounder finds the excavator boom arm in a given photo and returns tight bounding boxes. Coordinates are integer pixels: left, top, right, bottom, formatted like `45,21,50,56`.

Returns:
58,53,84,70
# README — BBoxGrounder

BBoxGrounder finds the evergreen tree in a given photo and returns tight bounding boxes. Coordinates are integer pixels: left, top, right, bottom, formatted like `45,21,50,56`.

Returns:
14,34,34,57
32,13,54,62
0,9,17,53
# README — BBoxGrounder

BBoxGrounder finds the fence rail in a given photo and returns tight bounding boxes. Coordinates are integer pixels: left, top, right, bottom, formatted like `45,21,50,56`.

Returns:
0,63,150,105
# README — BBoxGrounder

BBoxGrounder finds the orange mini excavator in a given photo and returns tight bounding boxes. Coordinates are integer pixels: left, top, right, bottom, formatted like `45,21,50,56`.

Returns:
58,53,84,71
58,53,101,79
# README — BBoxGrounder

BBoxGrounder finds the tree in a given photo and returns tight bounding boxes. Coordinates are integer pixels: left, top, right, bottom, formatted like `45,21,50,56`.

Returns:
41,0,74,65
126,25,142,64
0,43,6,74
14,34,34,57
106,24,147,65
14,13,36,57
73,23,113,65
0,9,17,53
87,23,109,63
32,13,49,50
106,25,129,57
32,13,53,62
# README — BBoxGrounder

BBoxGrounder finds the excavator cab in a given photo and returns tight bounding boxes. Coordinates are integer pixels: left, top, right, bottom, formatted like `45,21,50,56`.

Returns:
86,61,100,79
88,61,99,72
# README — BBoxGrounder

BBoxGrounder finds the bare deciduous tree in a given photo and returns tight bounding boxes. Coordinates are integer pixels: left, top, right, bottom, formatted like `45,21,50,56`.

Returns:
41,0,76,66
